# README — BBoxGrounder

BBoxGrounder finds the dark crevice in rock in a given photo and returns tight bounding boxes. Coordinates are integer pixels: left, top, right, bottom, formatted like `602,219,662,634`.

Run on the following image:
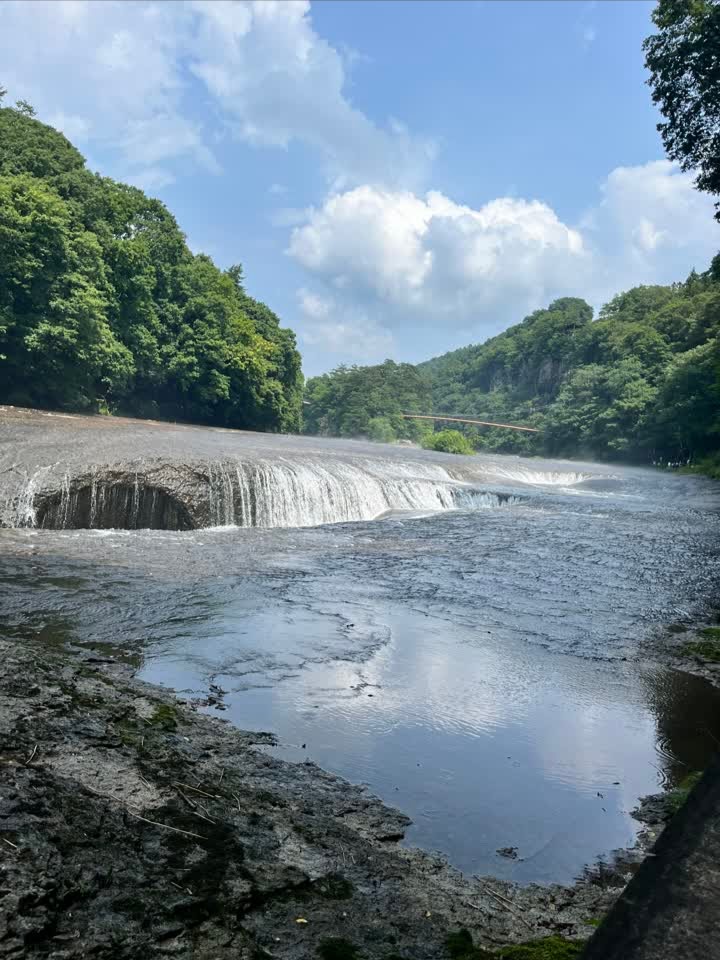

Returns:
35,482,195,531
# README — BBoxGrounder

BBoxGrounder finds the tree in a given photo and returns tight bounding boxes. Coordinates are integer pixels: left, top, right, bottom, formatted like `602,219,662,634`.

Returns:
0,101,303,430
421,429,475,455
367,417,397,443
15,99,36,118
644,0,720,220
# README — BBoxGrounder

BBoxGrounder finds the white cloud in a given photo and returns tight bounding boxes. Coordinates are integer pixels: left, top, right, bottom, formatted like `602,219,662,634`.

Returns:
0,0,430,189
289,185,588,336
301,318,395,364
297,289,395,363
298,288,332,320
187,0,434,188
0,0,211,185
288,161,719,361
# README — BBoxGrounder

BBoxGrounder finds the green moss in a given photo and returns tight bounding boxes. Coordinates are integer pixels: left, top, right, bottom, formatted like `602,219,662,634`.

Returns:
582,918,601,927
446,931,581,960
667,770,703,814
681,639,720,662
150,703,180,730
317,938,362,960
699,626,720,640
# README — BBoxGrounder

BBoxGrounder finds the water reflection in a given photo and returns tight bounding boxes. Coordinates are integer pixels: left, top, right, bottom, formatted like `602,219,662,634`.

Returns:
140,604,720,886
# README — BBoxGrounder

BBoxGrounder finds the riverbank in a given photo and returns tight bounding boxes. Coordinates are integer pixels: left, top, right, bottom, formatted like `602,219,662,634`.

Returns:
1,635,635,960
643,619,720,689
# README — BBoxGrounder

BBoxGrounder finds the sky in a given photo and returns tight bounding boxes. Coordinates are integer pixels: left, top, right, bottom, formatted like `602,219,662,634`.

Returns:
2,0,719,375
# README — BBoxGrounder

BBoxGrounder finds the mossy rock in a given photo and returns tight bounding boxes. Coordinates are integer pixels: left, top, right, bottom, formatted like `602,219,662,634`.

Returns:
681,639,720,662
699,626,720,641
150,703,180,730
667,770,703,814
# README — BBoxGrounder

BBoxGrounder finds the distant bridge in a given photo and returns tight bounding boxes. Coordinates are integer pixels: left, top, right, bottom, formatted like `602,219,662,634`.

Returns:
401,413,540,434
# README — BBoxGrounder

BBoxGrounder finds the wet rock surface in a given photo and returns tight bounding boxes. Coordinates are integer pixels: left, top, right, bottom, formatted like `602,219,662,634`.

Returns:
0,637,625,960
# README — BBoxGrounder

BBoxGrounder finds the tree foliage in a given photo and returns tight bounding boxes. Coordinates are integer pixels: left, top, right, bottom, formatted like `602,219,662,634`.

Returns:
644,0,720,220
304,264,720,465
421,429,475,456
303,360,431,443
0,101,302,431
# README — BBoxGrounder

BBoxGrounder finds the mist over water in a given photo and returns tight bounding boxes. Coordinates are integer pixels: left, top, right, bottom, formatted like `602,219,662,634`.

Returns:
2,408,720,884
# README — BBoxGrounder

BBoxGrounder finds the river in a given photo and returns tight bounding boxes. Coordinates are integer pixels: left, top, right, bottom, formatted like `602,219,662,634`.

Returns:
2,406,720,886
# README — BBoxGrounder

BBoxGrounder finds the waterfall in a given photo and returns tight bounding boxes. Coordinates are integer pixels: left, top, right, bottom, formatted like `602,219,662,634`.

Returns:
207,458,514,529
482,466,593,486
12,465,54,527
3,455,518,531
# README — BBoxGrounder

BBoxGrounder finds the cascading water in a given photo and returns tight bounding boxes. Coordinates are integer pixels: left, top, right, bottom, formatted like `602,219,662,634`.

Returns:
3,455,517,531
206,457,514,529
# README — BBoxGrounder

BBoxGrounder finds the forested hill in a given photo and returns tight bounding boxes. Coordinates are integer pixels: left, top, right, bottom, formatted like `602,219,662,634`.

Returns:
304,262,720,466
0,101,302,431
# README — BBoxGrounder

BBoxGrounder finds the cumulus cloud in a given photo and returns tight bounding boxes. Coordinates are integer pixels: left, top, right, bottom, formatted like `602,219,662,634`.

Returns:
587,161,719,281
0,0,431,189
289,161,719,361
289,185,589,337
0,0,215,186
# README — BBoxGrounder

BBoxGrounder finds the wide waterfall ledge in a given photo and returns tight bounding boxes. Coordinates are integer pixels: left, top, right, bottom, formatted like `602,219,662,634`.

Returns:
4,458,520,531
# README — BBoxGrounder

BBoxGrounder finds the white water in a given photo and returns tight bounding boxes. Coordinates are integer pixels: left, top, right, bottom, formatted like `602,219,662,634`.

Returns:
4,455,521,529
205,457,514,529
481,466,593,486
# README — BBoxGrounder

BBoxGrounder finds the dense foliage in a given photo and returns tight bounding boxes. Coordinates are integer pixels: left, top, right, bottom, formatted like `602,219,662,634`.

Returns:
303,360,432,443
0,98,302,430
422,268,720,462
303,267,720,464
644,0,720,221
421,429,475,456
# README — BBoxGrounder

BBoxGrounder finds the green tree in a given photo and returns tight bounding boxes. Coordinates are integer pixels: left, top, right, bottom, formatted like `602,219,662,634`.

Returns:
367,417,397,443
0,98,302,431
421,429,475,455
644,0,720,220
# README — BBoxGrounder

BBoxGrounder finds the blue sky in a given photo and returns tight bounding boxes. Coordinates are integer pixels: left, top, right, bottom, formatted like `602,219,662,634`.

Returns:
2,0,718,375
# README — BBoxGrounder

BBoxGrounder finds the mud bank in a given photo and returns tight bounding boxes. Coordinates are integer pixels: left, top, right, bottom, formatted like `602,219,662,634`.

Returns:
0,637,632,960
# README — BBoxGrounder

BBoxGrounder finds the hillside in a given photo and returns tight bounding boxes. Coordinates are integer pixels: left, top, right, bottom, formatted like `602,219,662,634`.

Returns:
0,101,302,431
305,264,720,465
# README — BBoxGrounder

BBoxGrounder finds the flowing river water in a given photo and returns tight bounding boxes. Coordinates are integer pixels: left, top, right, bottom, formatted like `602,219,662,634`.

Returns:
2,406,720,886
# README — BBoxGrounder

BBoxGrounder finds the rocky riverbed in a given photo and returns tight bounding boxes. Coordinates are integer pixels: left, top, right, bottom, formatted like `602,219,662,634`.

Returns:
1,634,635,960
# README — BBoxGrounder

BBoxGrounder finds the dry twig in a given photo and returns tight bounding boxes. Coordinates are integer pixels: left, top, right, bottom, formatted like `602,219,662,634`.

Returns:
470,879,534,932
172,780,219,800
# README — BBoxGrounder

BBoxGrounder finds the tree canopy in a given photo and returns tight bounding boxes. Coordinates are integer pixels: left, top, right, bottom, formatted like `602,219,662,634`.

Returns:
303,264,720,465
0,101,302,430
303,360,432,443
644,0,720,220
